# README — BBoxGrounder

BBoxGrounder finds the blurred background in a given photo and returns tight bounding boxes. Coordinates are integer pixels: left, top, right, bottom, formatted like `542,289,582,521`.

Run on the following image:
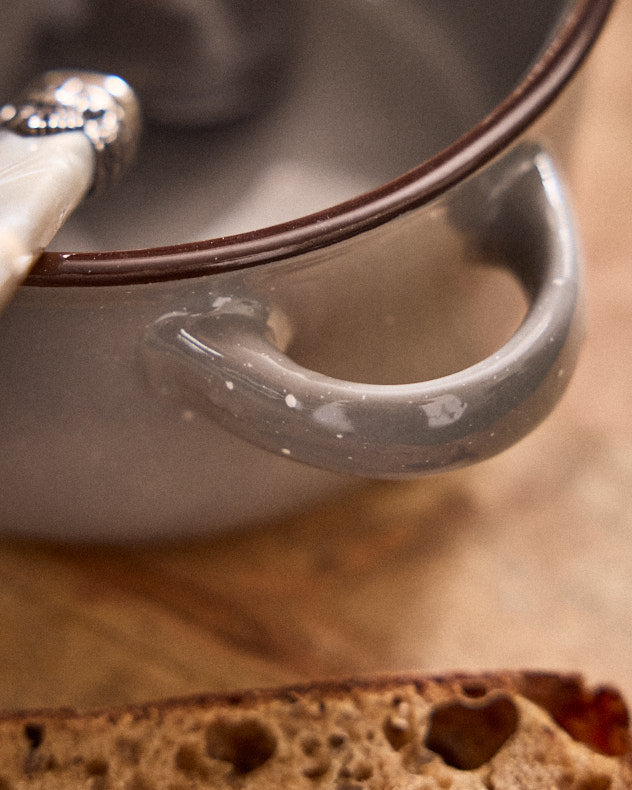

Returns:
0,0,631,713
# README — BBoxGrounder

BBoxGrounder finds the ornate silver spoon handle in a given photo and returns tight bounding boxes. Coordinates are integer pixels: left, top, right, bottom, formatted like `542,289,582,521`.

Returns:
0,71,140,312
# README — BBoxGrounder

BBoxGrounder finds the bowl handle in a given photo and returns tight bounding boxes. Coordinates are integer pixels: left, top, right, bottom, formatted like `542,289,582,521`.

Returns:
144,145,583,478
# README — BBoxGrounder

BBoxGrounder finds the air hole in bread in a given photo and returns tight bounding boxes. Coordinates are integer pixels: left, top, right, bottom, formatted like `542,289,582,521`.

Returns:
384,700,413,751
300,736,321,756
329,732,346,748
85,758,108,777
205,717,277,775
339,757,373,781
425,695,519,770
383,716,411,751
23,724,44,750
302,757,331,779
460,682,489,699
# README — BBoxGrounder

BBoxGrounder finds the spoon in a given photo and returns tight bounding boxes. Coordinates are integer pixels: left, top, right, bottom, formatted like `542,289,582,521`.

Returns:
0,70,140,312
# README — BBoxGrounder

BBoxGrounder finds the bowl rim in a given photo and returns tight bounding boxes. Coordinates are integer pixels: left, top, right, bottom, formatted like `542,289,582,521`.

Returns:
29,0,613,287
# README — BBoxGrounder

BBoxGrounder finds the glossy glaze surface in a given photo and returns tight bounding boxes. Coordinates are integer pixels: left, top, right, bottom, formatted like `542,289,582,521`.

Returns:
0,0,611,538
144,146,582,478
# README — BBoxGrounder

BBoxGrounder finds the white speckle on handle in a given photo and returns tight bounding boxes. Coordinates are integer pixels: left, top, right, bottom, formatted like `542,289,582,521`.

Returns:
213,296,232,308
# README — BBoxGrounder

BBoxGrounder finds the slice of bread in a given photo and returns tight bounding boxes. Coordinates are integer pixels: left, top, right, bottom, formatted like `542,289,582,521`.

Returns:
0,671,629,789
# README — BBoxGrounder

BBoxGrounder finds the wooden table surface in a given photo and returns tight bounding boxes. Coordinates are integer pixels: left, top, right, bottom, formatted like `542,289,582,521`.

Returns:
2,2,632,714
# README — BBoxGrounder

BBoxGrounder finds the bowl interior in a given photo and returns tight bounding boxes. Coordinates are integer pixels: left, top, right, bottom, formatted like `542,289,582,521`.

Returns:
17,0,570,253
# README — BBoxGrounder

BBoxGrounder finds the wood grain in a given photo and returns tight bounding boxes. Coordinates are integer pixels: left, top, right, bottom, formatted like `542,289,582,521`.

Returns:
1,1,631,714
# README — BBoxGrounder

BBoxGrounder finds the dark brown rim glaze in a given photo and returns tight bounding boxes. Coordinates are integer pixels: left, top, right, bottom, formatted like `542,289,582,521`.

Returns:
28,0,613,287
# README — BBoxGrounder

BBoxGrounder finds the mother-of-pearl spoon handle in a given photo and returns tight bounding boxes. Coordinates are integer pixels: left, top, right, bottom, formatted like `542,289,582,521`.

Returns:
0,71,140,313
0,127,93,312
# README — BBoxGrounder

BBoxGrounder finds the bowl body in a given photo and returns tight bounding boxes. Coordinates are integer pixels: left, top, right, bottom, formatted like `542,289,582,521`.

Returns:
0,0,612,540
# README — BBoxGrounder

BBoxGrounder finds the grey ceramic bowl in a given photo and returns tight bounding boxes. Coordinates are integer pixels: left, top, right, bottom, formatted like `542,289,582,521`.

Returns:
0,0,613,540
